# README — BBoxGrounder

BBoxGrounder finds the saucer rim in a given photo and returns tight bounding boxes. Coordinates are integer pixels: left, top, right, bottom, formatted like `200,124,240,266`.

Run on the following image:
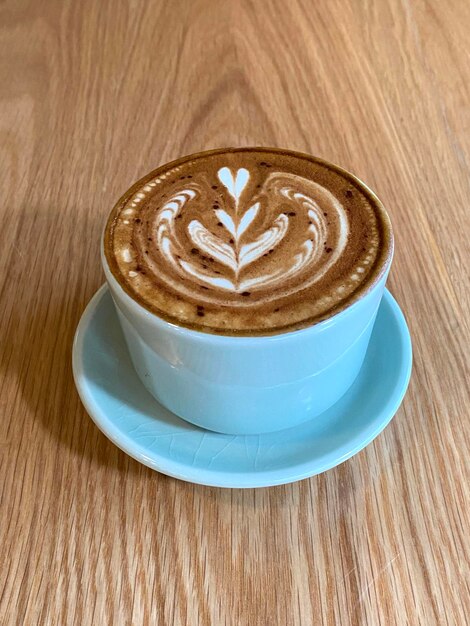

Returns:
72,285,412,488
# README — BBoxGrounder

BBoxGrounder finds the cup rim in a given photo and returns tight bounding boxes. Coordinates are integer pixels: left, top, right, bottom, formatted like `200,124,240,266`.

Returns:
102,147,394,339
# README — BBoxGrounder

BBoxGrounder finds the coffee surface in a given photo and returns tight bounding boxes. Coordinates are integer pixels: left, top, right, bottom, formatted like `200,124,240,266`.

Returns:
104,148,392,335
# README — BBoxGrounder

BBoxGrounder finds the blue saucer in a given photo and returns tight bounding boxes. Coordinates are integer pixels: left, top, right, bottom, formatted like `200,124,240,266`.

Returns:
73,286,412,488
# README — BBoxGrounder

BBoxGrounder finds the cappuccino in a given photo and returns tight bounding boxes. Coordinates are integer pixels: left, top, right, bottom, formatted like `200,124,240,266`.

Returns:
104,148,392,335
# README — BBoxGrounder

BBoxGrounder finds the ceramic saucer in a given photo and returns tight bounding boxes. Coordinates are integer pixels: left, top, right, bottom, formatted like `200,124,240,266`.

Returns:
72,286,412,488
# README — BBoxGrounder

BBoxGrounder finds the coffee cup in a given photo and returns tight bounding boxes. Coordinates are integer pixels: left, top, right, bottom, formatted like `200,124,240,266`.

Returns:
102,148,393,434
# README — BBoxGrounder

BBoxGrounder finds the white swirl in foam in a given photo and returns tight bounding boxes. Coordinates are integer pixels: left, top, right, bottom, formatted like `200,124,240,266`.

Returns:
150,167,349,304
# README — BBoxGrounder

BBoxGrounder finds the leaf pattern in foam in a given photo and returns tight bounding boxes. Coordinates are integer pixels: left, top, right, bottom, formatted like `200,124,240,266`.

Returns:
214,210,236,237
148,167,350,299
215,202,259,242
236,202,259,239
187,220,237,271
238,214,289,269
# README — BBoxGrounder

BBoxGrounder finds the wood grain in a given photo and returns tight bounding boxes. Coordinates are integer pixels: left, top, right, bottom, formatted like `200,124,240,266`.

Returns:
1,0,469,624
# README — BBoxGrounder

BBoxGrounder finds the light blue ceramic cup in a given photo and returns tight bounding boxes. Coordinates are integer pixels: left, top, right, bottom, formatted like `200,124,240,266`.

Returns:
102,222,393,435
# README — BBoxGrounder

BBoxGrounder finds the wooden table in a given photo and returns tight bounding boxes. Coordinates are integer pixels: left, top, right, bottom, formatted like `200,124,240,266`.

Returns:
1,1,469,624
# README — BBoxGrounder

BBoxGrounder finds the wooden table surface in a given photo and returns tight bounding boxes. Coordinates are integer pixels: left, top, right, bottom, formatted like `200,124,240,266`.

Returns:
1,1,470,624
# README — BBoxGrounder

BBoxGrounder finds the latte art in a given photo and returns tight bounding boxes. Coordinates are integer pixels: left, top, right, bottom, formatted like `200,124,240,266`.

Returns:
149,167,349,306
105,148,393,335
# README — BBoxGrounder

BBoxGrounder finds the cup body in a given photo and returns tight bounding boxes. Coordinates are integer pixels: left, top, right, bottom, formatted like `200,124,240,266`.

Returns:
102,245,391,434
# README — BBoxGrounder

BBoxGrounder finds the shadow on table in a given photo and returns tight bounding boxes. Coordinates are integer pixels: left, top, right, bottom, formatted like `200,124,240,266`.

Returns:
0,229,149,477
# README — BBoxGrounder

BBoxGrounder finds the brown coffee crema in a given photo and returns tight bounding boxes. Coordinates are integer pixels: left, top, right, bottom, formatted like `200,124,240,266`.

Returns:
104,148,393,335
